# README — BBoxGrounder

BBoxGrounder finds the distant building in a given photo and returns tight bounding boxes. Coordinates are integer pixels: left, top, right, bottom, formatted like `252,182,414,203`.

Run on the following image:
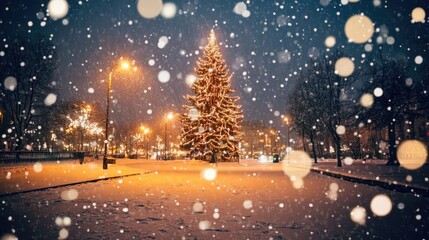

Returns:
240,121,282,159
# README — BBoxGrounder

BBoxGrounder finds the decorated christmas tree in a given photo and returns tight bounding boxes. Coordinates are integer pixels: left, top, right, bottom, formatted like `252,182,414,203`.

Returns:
180,29,243,161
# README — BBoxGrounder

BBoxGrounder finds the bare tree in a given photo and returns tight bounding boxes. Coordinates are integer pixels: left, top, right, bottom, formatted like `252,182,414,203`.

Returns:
359,53,428,165
288,53,360,167
288,71,323,164
0,36,57,150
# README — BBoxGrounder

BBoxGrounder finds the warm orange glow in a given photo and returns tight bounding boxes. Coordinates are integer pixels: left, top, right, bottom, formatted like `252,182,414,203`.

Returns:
140,125,150,134
167,112,174,120
284,117,289,125
120,60,130,70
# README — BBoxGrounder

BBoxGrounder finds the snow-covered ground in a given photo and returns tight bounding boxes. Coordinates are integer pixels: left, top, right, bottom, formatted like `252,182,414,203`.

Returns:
0,159,428,239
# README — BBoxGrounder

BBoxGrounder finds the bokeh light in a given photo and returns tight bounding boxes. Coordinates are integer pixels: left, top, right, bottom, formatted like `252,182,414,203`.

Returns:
137,0,163,19
414,55,423,64
161,2,177,19
282,151,312,179
192,201,204,213
344,15,374,43
185,74,197,86
335,57,355,77
397,140,428,170
411,7,426,23
373,87,383,97
243,200,253,209
336,125,346,135
350,206,367,225
4,76,17,91
360,93,374,108
198,220,211,230
370,194,393,217
61,189,79,201
158,70,171,83
344,157,354,165
324,36,336,48
33,162,43,173
48,0,69,20
201,168,217,181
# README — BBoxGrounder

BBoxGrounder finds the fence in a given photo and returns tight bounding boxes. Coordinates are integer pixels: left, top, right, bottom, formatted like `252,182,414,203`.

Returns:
0,151,84,164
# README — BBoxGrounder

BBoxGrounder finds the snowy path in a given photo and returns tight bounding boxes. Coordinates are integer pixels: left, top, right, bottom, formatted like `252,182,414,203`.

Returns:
0,160,428,239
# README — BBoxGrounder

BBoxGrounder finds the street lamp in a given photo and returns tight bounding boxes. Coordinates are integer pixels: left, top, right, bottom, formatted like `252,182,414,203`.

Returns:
103,59,132,169
0,111,3,132
164,112,173,160
140,125,150,159
143,127,150,159
284,116,290,153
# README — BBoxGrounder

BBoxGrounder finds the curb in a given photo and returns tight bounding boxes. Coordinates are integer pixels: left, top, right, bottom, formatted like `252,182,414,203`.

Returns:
310,168,429,198
0,171,150,198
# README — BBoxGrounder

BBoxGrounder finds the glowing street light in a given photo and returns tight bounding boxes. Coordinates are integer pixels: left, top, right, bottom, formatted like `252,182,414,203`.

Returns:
164,112,174,160
141,126,150,159
284,116,290,152
103,58,134,169
0,111,3,133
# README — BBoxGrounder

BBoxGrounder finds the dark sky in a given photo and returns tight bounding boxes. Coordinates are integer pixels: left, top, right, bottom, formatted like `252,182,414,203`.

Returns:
1,0,428,134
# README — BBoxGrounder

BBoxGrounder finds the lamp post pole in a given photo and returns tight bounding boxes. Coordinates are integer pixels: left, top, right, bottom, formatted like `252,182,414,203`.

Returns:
284,117,290,153
164,113,173,160
0,111,3,134
103,71,113,169
144,128,149,159
164,121,167,160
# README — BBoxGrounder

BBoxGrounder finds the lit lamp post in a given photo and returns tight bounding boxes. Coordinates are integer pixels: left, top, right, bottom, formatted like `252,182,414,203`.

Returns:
164,112,173,160
284,116,290,153
140,126,150,159
103,59,132,169
0,111,3,132
0,111,3,149
143,127,150,159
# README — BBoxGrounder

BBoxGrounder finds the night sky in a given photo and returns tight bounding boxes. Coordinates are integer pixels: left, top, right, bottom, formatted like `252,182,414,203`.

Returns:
1,0,428,133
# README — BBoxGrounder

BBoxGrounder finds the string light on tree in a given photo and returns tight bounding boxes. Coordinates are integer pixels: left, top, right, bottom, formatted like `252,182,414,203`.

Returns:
180,29,243,161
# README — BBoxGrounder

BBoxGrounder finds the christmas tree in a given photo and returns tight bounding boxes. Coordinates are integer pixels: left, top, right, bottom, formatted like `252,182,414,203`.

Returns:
180,29,243,161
